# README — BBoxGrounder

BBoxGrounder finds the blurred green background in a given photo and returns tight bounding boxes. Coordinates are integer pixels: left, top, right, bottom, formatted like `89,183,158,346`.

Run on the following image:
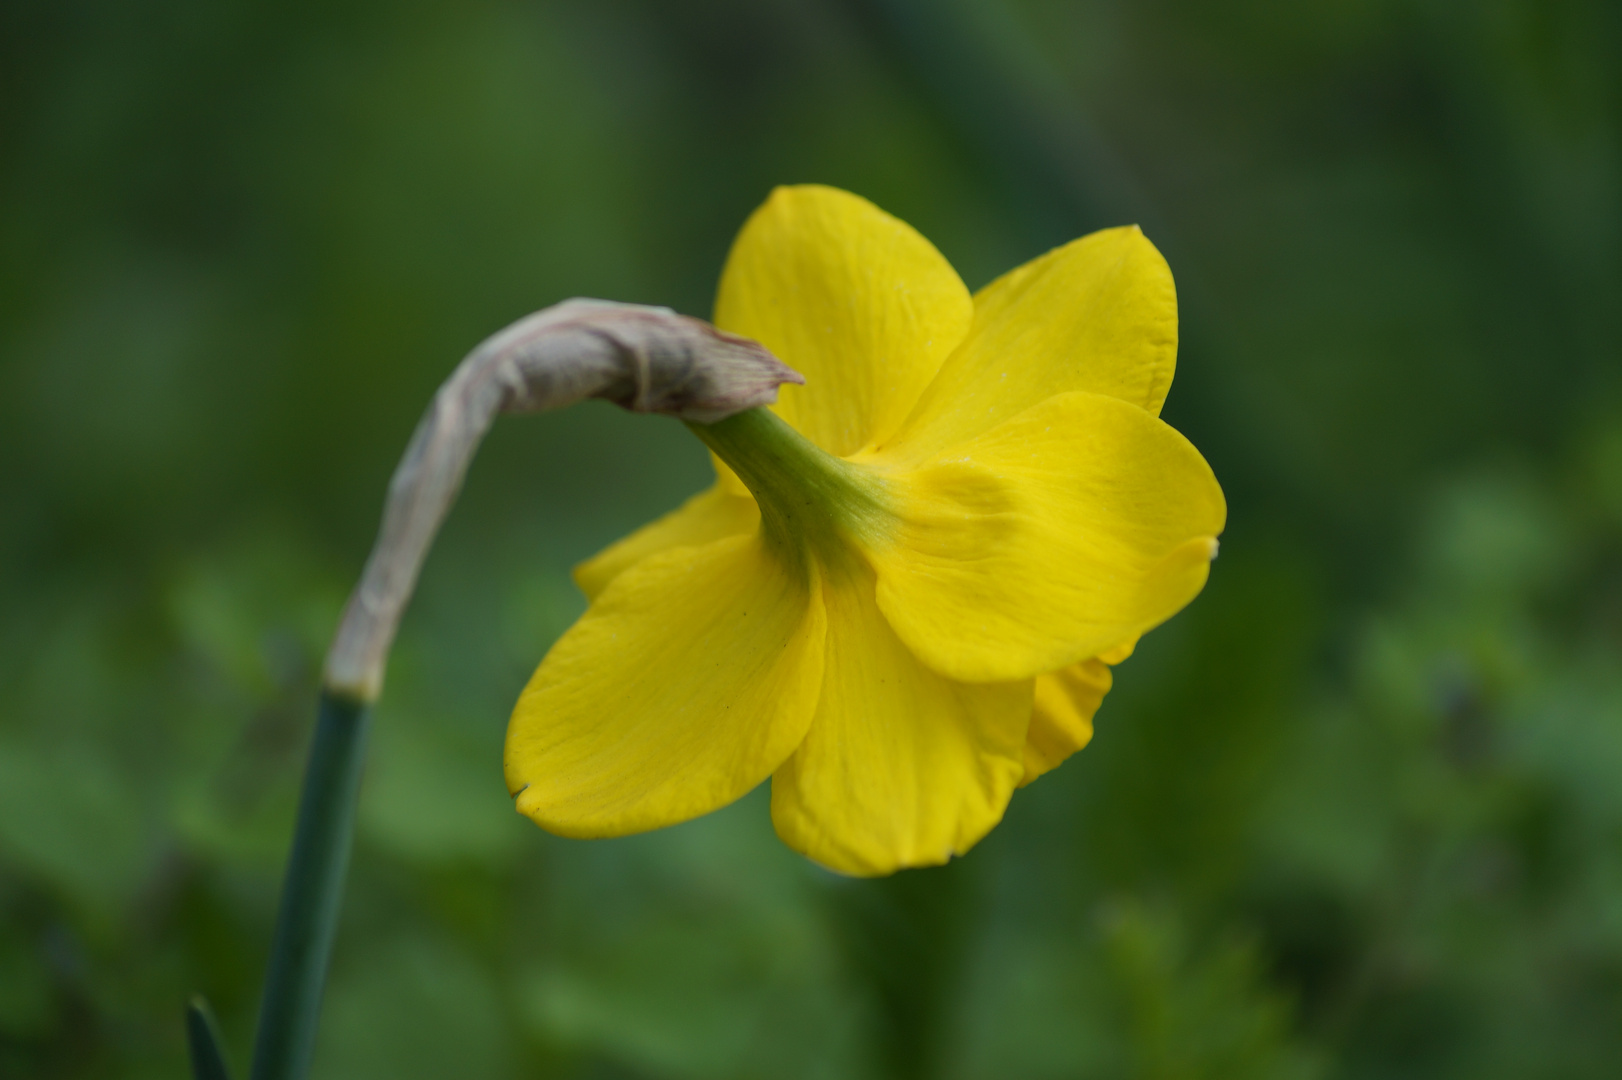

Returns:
3,0,1620,1077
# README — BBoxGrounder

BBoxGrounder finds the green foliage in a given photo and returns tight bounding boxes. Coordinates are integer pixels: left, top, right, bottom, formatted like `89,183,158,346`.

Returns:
1,0,1618,1077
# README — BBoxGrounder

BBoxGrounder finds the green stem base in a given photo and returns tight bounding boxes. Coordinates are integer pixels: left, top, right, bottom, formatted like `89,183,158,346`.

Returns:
249,691,372,1080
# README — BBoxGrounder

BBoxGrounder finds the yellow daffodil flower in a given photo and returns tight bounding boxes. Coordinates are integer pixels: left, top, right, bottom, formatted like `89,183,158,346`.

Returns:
504,185,1226,876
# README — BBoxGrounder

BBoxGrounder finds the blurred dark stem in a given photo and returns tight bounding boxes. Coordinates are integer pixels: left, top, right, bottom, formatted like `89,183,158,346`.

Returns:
825,859,979,1080
247,692,372,1080
186,997,235,1080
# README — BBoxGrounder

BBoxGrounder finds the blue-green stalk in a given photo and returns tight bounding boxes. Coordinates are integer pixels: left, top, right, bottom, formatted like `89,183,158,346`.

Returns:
248,691,371,1080
186,300,801,1080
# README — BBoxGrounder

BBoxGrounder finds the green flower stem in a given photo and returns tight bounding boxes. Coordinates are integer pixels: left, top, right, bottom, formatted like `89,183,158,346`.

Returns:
197,301,795,1080
248,691,372,1080
689,407,889,555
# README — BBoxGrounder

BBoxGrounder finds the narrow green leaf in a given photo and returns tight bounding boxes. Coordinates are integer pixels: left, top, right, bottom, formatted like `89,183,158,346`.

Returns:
187,996,234,1080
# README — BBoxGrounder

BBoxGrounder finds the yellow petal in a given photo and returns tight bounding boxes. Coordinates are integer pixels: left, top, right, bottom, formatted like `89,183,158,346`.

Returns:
1021,659,1112,786
573,484,759,601
770,566,1030,876
883,226,1178,462
506,533,825,838
866,391,1226,683
715,185,973,457
1098,637,1138,665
